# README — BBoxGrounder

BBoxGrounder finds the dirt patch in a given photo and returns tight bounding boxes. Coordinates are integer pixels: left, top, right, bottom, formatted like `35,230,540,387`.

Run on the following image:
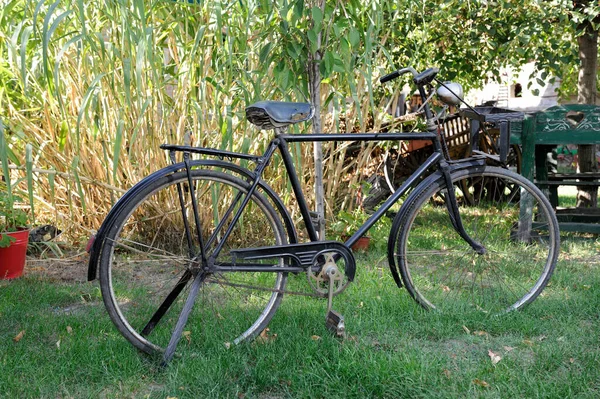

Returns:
25,253,89,283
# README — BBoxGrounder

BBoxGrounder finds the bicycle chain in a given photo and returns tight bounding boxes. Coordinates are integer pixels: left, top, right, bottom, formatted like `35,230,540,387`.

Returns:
208,279,327,298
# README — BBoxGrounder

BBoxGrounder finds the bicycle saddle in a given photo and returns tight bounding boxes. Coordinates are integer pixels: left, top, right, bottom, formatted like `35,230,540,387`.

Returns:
246,101,313,130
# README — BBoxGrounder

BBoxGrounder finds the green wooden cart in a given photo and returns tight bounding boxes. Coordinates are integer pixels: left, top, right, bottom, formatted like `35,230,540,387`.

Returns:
509,104,600,234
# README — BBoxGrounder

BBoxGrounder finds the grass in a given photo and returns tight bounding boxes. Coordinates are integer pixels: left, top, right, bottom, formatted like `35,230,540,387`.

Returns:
1,234,600,398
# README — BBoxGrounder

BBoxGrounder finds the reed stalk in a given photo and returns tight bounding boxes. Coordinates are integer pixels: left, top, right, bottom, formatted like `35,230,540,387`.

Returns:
0,0,407,244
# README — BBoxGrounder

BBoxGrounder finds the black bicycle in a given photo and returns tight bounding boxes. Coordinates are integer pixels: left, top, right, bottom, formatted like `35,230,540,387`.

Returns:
87,67,560,365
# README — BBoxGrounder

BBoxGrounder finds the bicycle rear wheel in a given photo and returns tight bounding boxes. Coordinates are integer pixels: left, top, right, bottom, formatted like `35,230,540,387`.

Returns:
394,166,559,314
98,169,288,354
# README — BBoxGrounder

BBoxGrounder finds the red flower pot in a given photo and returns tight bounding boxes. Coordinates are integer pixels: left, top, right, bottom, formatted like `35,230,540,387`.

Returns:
0,230,29,279
343,236,370,252
351,236,371,251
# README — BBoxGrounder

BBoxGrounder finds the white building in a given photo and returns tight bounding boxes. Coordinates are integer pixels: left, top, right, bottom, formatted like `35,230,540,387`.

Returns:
466,62,561,112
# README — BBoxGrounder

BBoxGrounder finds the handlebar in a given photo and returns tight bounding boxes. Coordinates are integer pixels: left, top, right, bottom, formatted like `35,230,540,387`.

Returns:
380,66,480,127
379,67,418,84
380,67,439,86
379,66,441,129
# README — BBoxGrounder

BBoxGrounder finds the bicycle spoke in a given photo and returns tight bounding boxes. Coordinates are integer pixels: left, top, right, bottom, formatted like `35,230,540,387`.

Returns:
98,170,288,354
397,167,558,314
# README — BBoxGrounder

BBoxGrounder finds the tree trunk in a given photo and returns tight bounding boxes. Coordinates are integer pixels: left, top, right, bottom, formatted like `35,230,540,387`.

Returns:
308,0,326,240
309,57,325,239
575,11,599,208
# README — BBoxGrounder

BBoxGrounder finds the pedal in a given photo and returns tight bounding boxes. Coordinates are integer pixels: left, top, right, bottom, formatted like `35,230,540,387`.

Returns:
325,309,346,338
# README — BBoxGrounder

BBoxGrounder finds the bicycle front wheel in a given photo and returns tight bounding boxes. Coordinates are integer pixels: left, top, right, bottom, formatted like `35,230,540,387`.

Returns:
394,166,559,314
98,169,288,354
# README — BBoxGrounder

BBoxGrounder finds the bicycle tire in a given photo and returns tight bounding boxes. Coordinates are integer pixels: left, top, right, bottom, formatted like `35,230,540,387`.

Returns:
98,169,288,354
392,165,559,314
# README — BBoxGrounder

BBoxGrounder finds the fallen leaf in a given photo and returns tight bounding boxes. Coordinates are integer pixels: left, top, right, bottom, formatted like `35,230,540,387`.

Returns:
488,349,502,365
569,358,575,364
503,346,515,352
56,339,61,349
462,325,471,334
442,285,451,292
523,339,534,346
256,328,277,344
13,330,25,343
443,369,451,378
473,379,490,388
474,330,488,337
224,342,231,349
358,302,364,308
237,393,246,399
182,331,191,345
66,326,73,334
311,335,321,341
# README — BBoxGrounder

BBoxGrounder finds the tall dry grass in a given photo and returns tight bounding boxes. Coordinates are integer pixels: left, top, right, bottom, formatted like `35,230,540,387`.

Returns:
0,0,410,245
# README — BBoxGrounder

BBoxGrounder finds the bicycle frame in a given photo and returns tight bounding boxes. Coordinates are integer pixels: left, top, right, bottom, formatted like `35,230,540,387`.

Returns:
162,129,463,268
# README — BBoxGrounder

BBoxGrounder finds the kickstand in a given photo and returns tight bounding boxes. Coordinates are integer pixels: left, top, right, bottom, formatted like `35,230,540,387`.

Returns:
324,267,346,338
160,272,203,367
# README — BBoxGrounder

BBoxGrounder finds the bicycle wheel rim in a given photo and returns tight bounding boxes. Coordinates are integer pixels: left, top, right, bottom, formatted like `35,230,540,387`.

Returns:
397,166,559,314
99,170,287,354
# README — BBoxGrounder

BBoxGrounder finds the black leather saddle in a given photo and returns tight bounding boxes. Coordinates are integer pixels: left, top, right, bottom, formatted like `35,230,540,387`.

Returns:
245,101,313,130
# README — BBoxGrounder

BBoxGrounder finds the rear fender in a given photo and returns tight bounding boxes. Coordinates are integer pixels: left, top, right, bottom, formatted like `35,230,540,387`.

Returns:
87,160,297,281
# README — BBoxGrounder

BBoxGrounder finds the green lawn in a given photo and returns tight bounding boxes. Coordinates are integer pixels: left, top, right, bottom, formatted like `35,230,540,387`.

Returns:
1,235,599,398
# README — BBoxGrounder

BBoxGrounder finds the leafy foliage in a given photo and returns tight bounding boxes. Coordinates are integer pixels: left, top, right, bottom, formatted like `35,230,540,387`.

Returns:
0,191,29,247
0,0,598,243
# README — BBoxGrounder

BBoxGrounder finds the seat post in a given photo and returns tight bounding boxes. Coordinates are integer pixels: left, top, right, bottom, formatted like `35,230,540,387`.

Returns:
274,127,287,136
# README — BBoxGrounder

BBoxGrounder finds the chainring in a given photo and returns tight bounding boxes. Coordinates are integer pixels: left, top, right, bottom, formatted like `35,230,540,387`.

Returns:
307,250,351,297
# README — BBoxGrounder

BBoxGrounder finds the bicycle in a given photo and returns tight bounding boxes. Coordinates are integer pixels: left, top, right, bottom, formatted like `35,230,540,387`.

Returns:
87,67,560,365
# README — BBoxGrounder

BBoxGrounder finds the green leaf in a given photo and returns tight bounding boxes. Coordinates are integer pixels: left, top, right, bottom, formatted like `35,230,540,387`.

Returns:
293,0,304,21
349,28,360,47
259,42,273,64
58,120,68,151
333,58,346,73
0,120,12,202
308,29,318,53
25,144,34,223
340,37,350,54
71,156,86,214
286,43,298,59
324,51,334,77
307,29,318,45
536,78,545,87
311,6,323,31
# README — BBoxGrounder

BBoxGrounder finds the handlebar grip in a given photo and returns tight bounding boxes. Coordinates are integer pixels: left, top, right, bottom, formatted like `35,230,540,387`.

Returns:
380,70,400,84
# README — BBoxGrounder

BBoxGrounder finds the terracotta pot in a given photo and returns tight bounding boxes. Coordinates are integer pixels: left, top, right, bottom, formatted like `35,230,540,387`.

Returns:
350,236,371,252
0,229,29,279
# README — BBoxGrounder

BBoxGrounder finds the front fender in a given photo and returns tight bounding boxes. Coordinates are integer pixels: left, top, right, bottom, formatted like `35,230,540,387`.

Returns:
88,160,297,281
386,171,443,288
386,158,487,287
